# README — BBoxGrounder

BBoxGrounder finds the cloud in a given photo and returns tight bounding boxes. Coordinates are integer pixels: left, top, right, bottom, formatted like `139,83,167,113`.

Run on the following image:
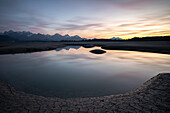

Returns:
146,30,170,35
139,10,170,22
160,17,170,22
0,7,57,33
0,0,170,38
115,29,155,37
116,0,152,10
141,23,168,27
56,23,103,31
67,17,90,23
118,23,141,27
118,31,142,36
66,17,103,23
0,16,51,33
109,9,170,37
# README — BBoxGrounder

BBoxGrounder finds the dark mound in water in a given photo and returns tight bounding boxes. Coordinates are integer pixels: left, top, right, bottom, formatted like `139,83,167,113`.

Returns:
90,49,106,54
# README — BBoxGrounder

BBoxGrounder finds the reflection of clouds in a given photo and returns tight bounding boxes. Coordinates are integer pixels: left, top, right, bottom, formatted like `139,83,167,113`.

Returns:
55,47,103,62
55,47,170,74
113,71,145,81
56,48,170,68
1,47,170,97
117,56,140,60
105,50,170,66
57,54,102,61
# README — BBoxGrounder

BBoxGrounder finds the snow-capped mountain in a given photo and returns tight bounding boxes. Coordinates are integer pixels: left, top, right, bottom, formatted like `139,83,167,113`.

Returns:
0,30,85,42
110,37,124,40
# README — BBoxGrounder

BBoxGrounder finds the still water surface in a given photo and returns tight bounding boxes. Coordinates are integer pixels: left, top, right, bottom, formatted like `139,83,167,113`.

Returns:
0,46,170,98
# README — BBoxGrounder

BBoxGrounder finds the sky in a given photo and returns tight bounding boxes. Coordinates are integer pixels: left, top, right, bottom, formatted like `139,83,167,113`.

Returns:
0,0,170,39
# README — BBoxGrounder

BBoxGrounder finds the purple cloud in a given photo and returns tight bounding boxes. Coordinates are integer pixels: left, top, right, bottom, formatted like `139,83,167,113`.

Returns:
116,0,152,10
56,23,103,30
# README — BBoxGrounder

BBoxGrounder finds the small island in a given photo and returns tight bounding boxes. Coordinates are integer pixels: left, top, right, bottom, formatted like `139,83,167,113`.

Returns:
90,49,106,54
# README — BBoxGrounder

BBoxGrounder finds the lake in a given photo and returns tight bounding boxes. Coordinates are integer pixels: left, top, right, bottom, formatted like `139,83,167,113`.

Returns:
0,46,170,98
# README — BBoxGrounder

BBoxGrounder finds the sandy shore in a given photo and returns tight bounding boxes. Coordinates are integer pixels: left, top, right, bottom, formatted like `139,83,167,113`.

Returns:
0,73,169,113
0,41,170,54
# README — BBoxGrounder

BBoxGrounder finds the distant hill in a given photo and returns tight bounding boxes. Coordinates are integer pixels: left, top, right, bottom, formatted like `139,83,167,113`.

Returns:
0,30,87,42
0,35,17,42
110,37,124,40
128,36,170,41
87,37,124,41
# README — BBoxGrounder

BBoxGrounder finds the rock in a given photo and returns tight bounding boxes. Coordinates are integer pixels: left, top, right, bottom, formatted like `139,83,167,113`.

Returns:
90,49,106,54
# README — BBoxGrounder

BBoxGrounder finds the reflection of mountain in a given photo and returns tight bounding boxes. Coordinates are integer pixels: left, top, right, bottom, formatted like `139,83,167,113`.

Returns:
56,46,81,51
82,44,95,48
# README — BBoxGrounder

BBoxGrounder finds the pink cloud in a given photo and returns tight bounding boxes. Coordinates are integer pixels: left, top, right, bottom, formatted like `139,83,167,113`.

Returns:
116,0,152,10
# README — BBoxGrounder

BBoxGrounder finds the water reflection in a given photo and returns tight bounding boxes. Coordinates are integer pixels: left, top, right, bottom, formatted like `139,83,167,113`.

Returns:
56,46,81,51
0,46,170,98
82,44,95,48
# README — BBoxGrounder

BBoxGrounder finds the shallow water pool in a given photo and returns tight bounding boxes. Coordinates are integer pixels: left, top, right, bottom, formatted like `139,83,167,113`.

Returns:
0,46,170,98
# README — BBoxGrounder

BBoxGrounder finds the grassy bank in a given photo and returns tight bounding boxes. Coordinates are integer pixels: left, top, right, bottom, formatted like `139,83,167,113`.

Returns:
0,41,170,54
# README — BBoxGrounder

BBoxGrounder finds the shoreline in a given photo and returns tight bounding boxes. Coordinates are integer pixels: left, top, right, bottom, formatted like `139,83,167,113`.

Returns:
0,73,170,112
0,41,170,55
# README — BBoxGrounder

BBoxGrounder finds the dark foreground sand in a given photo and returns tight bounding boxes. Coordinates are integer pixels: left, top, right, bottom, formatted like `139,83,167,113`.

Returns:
0,41,170,54
0,73,170,113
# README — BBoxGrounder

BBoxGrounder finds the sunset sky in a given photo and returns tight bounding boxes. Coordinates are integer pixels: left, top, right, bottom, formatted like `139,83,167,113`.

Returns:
0,0,170,39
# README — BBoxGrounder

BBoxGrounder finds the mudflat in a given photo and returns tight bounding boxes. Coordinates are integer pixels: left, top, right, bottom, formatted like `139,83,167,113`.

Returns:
0,73,170,112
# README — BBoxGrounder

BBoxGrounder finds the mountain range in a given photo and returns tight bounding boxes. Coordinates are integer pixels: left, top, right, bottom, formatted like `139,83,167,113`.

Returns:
0,30,87,42
0,30,125,42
